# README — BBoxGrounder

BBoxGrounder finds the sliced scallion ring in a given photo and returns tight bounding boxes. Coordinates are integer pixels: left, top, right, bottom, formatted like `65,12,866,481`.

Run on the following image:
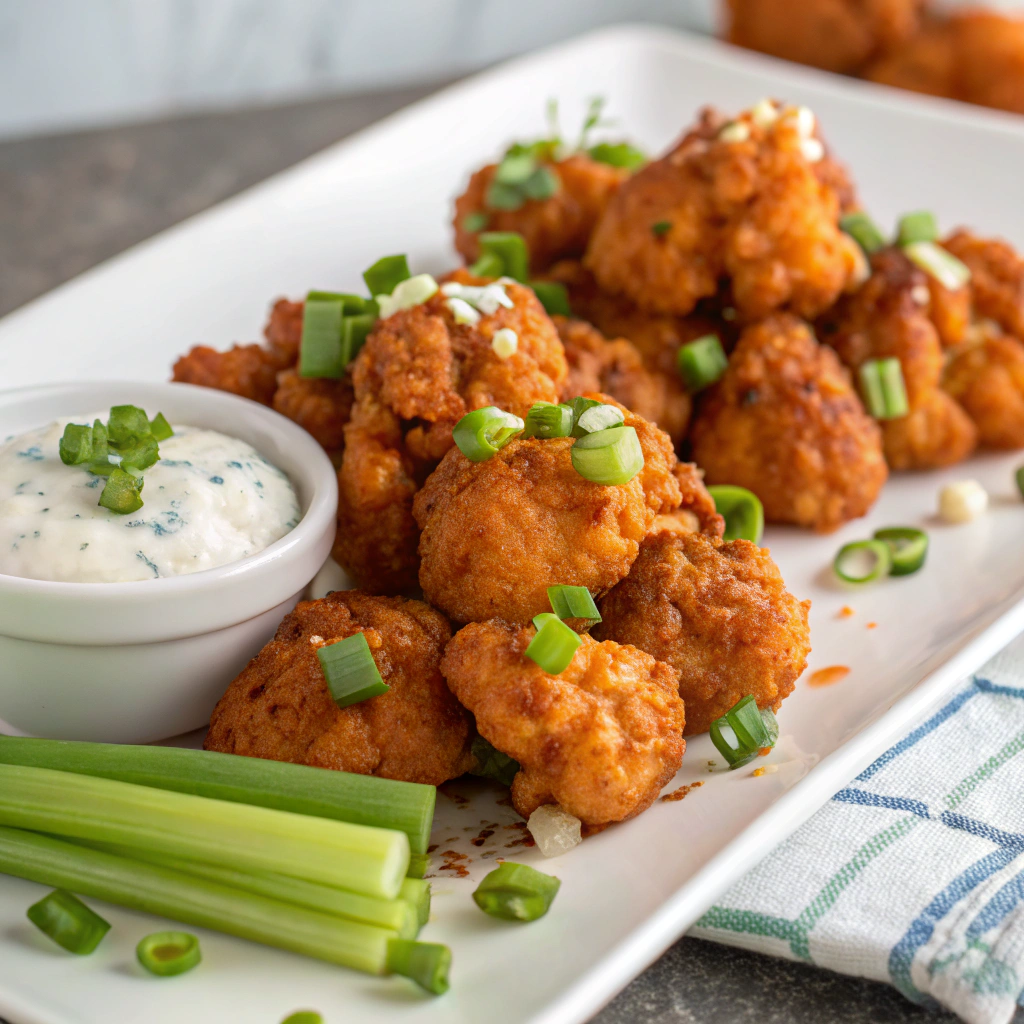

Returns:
588,141,647,170
833,539,893,585
149,412,173,442
570,426,644,485
59,423,94,466
707,485,764,544
528,280,572,316
472,861,561,922
858,358,908,419
677,335,728,392
896,210,938,246
363,255,411,298
709,695,779,769
472,232,530,282
522,402,573,439
462,211,489,233
904,241,971,291
575,403,625,434
452,406,524,461
840,212,886,255
299,297,345,379
99,467,144,515
547,584,601,626
525,613,582,674
386,939,451,995
136,931,202,977
26,889,111,955
568,396,602,437
873,527,928,576
317,632,389,709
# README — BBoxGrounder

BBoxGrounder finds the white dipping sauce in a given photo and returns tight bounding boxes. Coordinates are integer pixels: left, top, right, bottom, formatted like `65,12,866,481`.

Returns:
0,420,300,583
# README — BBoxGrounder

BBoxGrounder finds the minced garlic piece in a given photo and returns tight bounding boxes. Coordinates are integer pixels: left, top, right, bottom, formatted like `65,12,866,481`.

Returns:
938,480,988,523
491,328,518,359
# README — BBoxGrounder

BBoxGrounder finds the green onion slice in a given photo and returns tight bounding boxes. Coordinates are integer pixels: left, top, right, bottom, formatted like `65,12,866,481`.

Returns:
495,151,537,186
469,736,520,788
1016,465,1024,499
526,613,582,674
452,406,524,461
833,539,893,585
119,437,160,473
709,695,779,769
873,527,928,576
318,633,389,709
570,425,644,485
677,335,728,392
281,1013,324,1024
896,210,938,246
363,255,411,298
522,402,574,439
59,423,94,466
904,241,971,291
475,232,530,282
707,485,765,545
588,141,646,170
473,862,561,922
462,212,489,233
136,930,202,977
149,412,173,442
386,939,451,995
107,405,152,448
99,467,144,515
576,403,625,435
547,584,601,626
858,358,908,419
299,298,345,379
521,165,560,201
26,888,110,955
840,212,887,255
341,313,376,364
651,220,672,238
470,251,505,278
528,280,572,316
485,180,524,211
568,396,602,436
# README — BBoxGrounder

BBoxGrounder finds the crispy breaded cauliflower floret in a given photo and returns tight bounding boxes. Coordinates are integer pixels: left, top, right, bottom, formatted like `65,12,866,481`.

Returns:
690,314,887,532
555,316,691,445
944,333,1024,450
595,531,811,735
334,271,567,594
727,0,925,75
650,463,726,540
584,105,862,320
453,154,627,274
441,620,686,827
272,369,353,455
204,591,474,786
263,298,305,366
172,343,285,405
943,230,1024,340
818,247,977,470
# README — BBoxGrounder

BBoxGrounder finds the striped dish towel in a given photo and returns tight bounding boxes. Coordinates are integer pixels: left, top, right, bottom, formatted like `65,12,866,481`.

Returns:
690,633,1024,1024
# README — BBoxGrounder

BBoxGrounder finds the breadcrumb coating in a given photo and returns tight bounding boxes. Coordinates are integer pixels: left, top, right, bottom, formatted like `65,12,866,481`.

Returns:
272,369,353,454
171,343,285,405
945,332,1024,450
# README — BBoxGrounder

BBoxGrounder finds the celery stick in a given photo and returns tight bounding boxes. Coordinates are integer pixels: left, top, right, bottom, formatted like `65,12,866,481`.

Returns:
0,764,407,899
407,852,430,878
0,737,434,854
400,878,431,928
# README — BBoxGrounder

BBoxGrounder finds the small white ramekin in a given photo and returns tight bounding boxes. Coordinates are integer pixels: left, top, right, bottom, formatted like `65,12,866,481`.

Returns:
0,381,338,743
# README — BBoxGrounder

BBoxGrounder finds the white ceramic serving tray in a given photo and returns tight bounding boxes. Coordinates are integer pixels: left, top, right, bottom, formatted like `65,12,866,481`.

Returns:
4,23,1024,1024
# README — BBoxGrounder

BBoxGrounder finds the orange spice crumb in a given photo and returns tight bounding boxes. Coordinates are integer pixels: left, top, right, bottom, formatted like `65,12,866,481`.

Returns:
758,747,772,757
660,781,704,803
752,764,779,778
866,622,878,630
837,606,855,619
807,665,851,688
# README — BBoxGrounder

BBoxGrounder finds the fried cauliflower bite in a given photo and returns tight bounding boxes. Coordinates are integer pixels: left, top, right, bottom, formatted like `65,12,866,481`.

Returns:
944,333,1024,450
271,369,353,455
264,298,305,366
818,247,977,470
204,591,474,785
172,343,285,405
441,620,686,827
864,18,957,99
690,314,887,531
650,462,726,540
727,0,925,75
943,230,1024,341
594,531,810,735
334,272,567,594
453,154,628,274
584,106,863,320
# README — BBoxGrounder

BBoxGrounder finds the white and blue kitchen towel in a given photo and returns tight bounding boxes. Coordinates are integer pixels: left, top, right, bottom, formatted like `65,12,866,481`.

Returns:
691,633,1024,1024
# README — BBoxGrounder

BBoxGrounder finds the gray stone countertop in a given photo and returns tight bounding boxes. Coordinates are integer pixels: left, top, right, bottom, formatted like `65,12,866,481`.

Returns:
0,83,996,1024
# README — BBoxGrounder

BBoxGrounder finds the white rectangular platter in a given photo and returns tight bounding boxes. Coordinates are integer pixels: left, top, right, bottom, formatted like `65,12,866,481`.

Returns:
4,23,1024,1024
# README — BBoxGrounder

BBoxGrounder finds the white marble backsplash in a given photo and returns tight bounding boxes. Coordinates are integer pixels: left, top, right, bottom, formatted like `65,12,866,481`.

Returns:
1,0,718,139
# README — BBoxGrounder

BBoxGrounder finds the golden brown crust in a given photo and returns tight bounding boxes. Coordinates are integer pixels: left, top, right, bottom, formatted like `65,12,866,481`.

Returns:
944,229,1024,341
272,369,353,454
264,298,305,366
584,107,861,320
594,531,810,735
441,621,686,826
690,313,887,531
453,154,627,274
864,19,957,98
650,463,726,540
204,591,474,786
944,333,1024,450
171,343,285,405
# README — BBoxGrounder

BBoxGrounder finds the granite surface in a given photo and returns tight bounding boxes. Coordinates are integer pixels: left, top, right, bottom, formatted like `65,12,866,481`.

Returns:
0,84,1010,1024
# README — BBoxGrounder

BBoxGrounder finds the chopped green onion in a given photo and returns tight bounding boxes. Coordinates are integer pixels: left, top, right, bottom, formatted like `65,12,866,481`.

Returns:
307,291,368,312
407,853,430,879
474,232,530,282
485,181,524,211
469,736,520,788
299,298,345,379
833,538,893,585
522,402,573,439
0,828,403,979
376,275,439,318
59,423,94,466
529,280,572,316
107,405,152,448
858,358,908,419
470,251,505,278
386,939,451,995
88,419,110,473
568,396,603,436
0,763,410,898
570,426,644,485
473,862,561,922
282,1013,324,1024
462,212,489,233
521,166,560,201
99,467,144,515
318,633,389,710
149,412,173,442
1016,465,1024,499
363,255,411,298
897,210,938,246
707,485,765,544
873,527,928,576
677,334,728,392
341,312,376,364
452,406,524,461
709,695,778,769
588,141,646,170
576,403,625,434
495,152,537,185
904,241,971,290
525,613,582,675
119,437,160,473
840,212,887,255
26,888,110,955
137,931,201,977
0,736,435,855
547,585,601,626
651,221,672,238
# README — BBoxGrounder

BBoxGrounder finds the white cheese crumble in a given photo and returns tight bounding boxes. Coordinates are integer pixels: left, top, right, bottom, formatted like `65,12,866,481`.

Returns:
446,296,481,325
749,98,779,128
528,804,582,857
911,284,931,306
938,480,988,524
790,105,816,139
375,274,439,318
440,280,515,316
491,328,519,359
718,121,751,144
799,138,825,163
